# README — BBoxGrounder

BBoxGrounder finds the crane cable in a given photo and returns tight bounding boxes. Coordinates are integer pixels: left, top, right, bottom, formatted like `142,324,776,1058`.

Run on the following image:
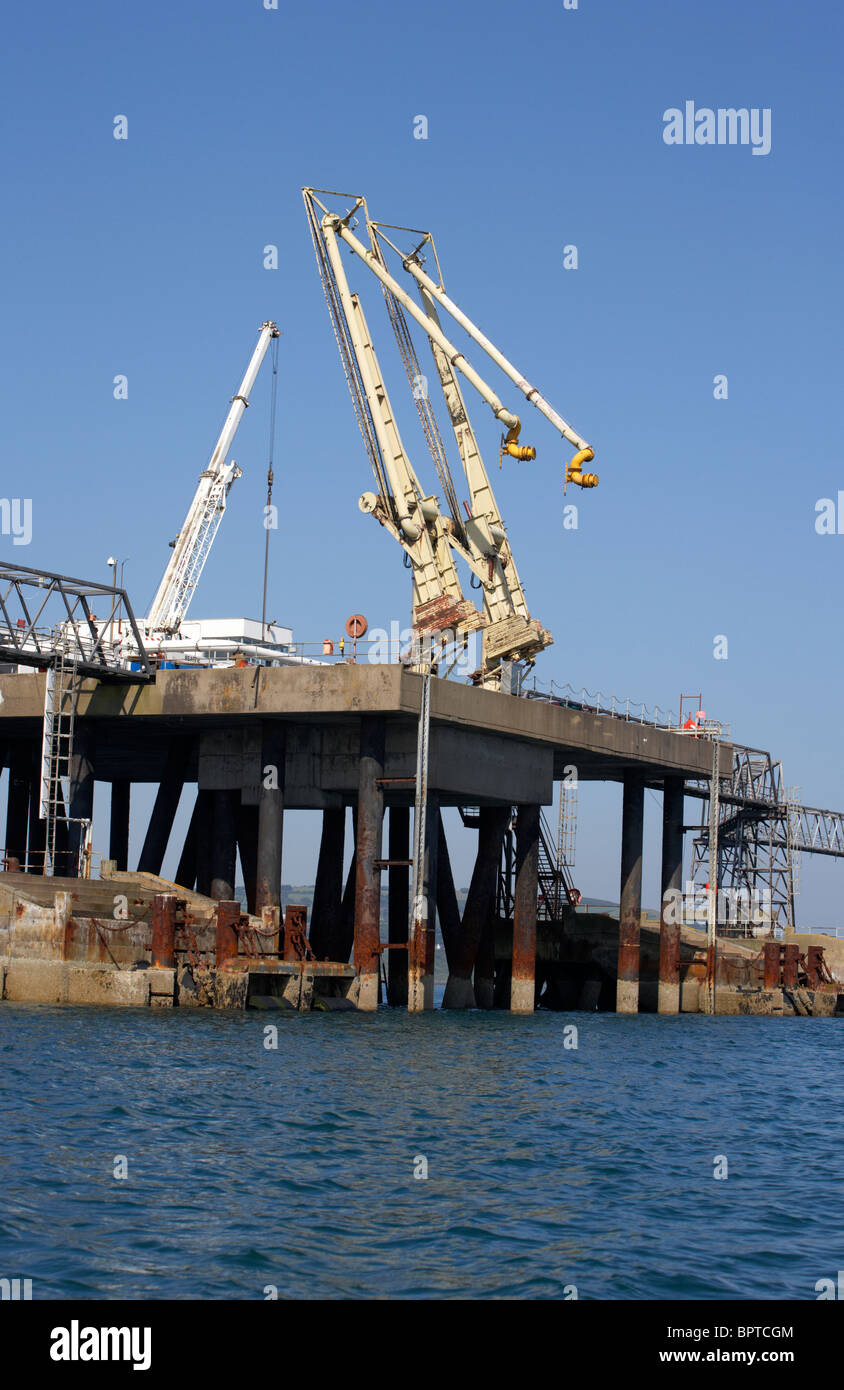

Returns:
304,194,393,514
260,333,280,641
369,229,467,547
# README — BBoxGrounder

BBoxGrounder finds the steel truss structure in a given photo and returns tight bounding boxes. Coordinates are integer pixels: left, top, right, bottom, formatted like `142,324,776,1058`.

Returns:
687,743,844,934
0,562,151,681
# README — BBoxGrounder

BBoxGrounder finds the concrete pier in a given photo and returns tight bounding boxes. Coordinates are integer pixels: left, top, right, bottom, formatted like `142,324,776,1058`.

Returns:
0,662,737,1015
616,772,644,1015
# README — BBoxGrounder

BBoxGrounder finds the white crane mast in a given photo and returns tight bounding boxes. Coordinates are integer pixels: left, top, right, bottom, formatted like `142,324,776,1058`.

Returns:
144,321,280,636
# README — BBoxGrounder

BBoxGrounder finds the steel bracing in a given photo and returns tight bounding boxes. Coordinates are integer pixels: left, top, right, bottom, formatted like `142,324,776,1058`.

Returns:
0,562,151,681
687,743,844,934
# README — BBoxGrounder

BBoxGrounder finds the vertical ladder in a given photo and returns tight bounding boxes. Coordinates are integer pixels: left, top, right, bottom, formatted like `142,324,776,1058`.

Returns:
557,779,577,879
40,649,86,875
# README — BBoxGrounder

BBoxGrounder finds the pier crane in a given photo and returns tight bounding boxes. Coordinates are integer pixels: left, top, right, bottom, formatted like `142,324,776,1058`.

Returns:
143,321,280,639
304,188,597,687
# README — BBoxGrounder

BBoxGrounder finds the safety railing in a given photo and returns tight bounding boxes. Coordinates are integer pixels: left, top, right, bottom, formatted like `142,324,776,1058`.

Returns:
519,676,730,740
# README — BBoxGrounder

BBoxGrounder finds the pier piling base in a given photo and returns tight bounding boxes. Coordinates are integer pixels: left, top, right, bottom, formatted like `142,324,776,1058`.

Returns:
616,773,644,1015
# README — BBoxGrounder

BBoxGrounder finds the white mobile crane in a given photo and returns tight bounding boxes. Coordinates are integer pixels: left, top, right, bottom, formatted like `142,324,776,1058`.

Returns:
304,188,598,688
143,320,280,639
114,318,315,671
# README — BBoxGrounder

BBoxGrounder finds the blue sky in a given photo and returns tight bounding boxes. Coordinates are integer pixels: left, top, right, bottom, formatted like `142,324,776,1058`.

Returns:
2,0,842,922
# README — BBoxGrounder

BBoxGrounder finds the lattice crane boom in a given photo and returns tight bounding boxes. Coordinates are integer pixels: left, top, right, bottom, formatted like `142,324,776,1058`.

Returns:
144,321,280,636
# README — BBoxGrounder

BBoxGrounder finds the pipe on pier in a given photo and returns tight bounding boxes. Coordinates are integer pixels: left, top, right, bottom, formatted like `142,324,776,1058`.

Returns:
617,772,645,1015
658,776,684,1014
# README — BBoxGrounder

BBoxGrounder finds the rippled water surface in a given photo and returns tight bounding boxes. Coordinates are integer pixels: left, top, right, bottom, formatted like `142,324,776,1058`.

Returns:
0,1003,841,1299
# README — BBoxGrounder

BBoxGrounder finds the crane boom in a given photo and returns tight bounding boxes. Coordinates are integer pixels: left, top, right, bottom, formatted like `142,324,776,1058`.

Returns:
304,188,597,686
145,321,280,636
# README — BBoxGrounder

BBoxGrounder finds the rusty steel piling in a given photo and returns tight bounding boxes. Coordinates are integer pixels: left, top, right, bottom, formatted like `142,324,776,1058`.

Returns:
151,893,177,969
215,899,241,969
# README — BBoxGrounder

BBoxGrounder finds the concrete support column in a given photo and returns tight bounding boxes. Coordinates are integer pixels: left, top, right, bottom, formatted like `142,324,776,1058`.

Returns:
26,743,46,874
137,741,188,875
109,779,131,873
353,717,385,1011
511,803,540,1014
337,822,357,964
387,807,409,1006
445,805,508,1011
210,790,238,902
193,791,215,896
151,893,177,969
236,803,258,916
616,772,645,1015
310,807,346,961
67,730,94,877
658,776,684,1014
215,899,241,969
5,745,30,870
435,812,462,973
256,723,285,912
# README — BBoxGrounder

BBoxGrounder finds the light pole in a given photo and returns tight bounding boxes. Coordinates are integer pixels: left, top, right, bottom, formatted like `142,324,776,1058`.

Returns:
107,558,116,648
107,557,129,644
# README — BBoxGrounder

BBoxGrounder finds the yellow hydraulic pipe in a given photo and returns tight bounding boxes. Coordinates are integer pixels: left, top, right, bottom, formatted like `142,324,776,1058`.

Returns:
502,423,536,463
565,447,599,493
